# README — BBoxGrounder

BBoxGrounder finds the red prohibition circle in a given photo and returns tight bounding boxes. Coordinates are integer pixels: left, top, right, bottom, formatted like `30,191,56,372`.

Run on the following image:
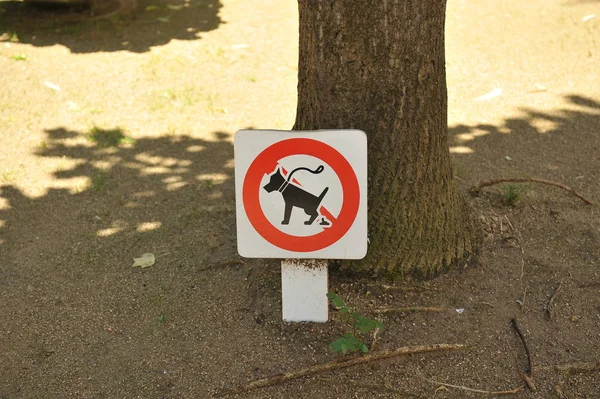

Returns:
243,138,360,252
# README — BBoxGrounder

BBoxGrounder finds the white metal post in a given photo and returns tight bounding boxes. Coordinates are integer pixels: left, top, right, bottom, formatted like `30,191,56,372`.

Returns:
281,259,328,322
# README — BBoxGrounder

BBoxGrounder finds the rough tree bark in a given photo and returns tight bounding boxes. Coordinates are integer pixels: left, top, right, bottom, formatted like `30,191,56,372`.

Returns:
293,0,477,278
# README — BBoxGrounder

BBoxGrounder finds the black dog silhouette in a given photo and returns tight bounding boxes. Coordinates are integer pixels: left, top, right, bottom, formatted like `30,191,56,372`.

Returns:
263,166,329,225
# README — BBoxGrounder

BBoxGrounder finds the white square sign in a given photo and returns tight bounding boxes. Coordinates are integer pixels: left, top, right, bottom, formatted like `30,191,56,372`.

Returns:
234,129,367,259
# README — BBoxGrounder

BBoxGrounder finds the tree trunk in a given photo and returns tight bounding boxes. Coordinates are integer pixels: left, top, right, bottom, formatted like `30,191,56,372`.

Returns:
294,0,477,278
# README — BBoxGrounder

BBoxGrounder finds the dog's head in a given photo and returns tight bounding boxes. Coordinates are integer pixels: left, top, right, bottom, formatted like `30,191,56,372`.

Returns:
263,168,285,193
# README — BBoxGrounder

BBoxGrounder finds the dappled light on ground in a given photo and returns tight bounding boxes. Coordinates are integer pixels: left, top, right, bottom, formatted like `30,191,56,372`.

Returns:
448,145,474,154
0,127,236,252
37,126,233,193
450,95,600,152
448,95,600,204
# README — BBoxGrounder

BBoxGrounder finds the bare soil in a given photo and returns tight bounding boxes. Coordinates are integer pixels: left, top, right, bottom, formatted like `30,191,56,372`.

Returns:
1,0,599,398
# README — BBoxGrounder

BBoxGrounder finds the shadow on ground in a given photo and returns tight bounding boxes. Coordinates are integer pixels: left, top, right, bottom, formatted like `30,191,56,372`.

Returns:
449,94,600,206
0,127,238,270
0,0,222,53
0,126,290,398
0,94,598,288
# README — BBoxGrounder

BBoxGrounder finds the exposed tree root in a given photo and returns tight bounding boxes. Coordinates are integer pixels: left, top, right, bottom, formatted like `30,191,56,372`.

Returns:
423,378,524,395
470,178,595,205
372,306,452,314
216,344,466,397
511,318,536,391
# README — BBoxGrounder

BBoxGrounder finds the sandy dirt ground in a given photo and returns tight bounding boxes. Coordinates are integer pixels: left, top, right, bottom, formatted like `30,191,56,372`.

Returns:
1,0,599,397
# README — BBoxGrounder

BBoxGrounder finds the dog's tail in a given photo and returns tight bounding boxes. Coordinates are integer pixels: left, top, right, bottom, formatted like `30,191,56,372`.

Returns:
286,165,324,183
317,187,329,204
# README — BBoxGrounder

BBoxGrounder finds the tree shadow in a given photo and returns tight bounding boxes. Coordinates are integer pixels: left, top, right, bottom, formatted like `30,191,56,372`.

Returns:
448,94,600,205
0,0,222,53
0,127,238,276
0,126,287,398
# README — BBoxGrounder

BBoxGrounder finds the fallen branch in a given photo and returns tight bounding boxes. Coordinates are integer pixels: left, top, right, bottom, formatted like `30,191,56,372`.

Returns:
470,178,595,205
217,344,466,397
423,378,524,395
372,306,452,314
511,318,536,391
545,279,564,320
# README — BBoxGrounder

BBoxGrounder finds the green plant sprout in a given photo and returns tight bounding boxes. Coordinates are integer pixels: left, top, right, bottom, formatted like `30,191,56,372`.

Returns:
12,53,27,61
501,184,521,206
327,292,384,354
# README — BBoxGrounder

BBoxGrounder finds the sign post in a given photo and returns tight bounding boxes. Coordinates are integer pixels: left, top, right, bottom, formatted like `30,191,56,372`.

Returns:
281,259,328,322
235,130,367,322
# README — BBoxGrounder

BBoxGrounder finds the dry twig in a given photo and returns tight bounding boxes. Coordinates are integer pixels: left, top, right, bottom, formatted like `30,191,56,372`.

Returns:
370,327,381,351
423,378,524,395
515,237,527,311
545,279,564,320
217,344,466,397
504,214,515,230
539,361,600,374
578,282,600,288
511,318,536,391
372,306,452,314
369,283,437,292
517,259,527,310
197,259,245,272
470,177,595,205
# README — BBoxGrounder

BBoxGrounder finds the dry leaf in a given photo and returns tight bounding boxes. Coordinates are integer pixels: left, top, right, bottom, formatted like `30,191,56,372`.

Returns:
44,81,61,91
133,253,155,268
474,88,502,102
582,14,596,22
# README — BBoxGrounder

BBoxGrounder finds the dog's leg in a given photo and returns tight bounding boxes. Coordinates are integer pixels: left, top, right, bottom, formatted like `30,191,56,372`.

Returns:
305,211,318,225
282,203,293,225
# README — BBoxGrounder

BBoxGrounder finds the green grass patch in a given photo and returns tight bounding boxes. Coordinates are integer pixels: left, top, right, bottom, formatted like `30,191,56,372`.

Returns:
86,126,134,148
11,52,26,61
88,106,104,114
90,172,116,193
0,169,17,183
148,86,203,112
